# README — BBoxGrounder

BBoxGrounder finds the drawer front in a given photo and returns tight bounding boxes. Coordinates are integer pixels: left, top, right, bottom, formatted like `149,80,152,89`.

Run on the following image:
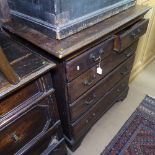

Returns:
18,122,67,155
0,72,53,118
71,76,129,139
114,19,149,52
69,55,134,122
67,41,137,103
65,37,114,82
0,94,57,155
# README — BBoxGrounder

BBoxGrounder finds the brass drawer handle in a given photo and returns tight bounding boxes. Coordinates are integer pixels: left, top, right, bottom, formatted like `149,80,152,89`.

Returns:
11,132,20,142
126,52,133,57
85,94,97,105
117,84,126,92
90,49,104,62
123,46,134,58
120,68,129,76
90,54,101,62
83,75,96,86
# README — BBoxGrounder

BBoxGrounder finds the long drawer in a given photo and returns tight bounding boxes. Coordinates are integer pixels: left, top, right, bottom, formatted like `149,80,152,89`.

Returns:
71,76,129,140
114,19,149,52
0,72,53,119
0,93,59,155
65,37,114,82
67,41,137,103
69,55,134,122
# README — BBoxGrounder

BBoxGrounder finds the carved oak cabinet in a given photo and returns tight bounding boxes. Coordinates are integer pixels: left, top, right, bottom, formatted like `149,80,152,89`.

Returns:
0,32,67,155
3,5,150,151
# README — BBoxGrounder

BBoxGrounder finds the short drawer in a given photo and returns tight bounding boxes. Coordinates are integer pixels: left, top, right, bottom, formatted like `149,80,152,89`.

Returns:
0,72,53,118
0,94,58,155
114,19,149,52
18,122,67,155
71,76,129,139
67,41,137,103
65,37,114,81
69,55,134,122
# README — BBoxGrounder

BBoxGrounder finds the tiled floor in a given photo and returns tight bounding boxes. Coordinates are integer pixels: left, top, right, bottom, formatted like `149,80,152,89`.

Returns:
73,60,155,155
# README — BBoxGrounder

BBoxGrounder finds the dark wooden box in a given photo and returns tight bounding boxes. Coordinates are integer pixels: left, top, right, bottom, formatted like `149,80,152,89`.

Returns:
7,0,136,39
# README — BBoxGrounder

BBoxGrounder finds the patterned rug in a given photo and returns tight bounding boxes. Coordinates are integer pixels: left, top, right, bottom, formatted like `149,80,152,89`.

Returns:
102,95,155,155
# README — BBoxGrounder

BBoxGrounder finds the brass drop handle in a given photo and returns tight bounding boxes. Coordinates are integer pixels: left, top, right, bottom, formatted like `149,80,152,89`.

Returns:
90,48,105,62
0,47,20,85
11,132,20,142
83,74,96,86
85,94,97,105
124,46,134,58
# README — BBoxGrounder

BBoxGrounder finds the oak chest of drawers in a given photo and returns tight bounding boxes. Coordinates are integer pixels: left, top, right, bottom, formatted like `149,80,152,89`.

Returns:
0,32,67,155
3,5,150,151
